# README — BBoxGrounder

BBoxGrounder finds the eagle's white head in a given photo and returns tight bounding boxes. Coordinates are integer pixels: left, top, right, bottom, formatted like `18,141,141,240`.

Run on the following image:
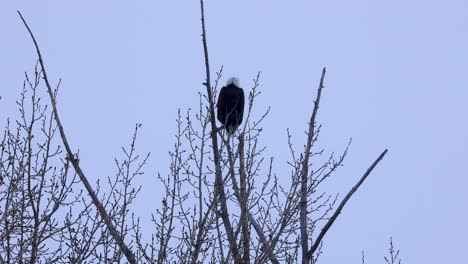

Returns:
226,77,240,88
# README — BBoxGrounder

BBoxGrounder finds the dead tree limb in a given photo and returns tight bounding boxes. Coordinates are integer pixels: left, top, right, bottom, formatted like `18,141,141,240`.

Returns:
17,11,137,264
307,149,388,259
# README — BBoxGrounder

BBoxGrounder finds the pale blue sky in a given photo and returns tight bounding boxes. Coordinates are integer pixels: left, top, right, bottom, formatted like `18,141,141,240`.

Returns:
1,1,467,263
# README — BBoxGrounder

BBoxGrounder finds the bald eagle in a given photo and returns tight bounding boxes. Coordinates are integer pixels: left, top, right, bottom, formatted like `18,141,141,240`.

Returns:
217,77,245,134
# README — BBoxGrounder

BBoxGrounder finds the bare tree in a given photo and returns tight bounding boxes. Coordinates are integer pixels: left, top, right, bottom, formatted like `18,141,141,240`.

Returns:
0,2,394,263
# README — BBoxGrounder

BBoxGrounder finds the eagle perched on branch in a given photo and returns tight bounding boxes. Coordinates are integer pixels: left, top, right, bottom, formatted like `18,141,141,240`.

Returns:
217,77,245,134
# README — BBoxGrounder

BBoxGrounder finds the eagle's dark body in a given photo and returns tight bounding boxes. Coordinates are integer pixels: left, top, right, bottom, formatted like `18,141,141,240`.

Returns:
217,78,245,134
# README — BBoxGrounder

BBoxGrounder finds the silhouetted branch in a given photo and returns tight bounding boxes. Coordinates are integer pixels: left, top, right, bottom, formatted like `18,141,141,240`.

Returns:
307,149,388,258
238,135,250,264
300,67,326,263
17,11,137,264
221,133,280,264
198,1,241,263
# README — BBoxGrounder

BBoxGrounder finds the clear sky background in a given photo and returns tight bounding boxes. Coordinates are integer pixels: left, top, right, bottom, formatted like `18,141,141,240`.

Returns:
1,1,467,263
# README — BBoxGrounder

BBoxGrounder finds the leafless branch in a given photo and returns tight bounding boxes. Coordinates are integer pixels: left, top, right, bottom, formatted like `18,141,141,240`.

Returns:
300,67,326,263
307,149,388,258
17,11,137,264
198,1,242,263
